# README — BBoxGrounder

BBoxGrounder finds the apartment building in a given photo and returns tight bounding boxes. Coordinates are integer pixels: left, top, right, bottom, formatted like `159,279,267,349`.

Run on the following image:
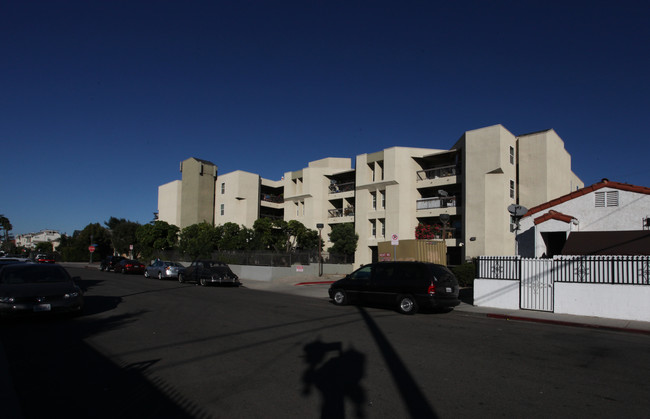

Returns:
157,124,583,266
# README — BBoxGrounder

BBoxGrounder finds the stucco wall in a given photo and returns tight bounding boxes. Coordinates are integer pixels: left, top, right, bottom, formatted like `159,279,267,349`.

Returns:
518,187,650,257
474,278,650,322
554,283,650,322
230,263,353,282
473,279,520,309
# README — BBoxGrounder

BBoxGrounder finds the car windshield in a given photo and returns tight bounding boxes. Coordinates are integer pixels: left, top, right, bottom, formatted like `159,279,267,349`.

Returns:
1,266,69,284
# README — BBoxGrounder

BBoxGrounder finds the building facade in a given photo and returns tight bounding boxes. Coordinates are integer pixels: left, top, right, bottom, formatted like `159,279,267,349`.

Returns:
517,179,650,257
15,230,61,250
158,124,583,266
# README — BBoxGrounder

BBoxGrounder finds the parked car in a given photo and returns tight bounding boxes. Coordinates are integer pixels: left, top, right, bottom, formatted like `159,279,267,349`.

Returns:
35,254,55,263
0,258,30,267
144,260,185,280
100,256,125,272
0,263,84,317
328,261,460,314
178,260,240,286
114,259,146,275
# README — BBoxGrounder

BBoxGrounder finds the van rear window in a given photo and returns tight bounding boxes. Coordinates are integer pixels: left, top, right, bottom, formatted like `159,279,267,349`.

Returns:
427,265,455,281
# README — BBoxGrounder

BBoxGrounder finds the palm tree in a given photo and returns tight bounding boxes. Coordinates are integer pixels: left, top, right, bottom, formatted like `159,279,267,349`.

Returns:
0,214,12,244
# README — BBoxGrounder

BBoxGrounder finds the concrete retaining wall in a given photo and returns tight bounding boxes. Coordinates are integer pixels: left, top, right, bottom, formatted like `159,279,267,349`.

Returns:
230,263,353,282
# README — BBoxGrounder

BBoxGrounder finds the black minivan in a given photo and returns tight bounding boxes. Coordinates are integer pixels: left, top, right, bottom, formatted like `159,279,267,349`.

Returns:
328,261,460,314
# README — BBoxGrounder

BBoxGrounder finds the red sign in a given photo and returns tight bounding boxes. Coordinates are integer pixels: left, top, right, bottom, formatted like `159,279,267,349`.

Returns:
88,245,96,253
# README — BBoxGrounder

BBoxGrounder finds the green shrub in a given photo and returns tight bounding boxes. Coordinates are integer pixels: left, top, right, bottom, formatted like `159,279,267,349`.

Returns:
450,261,476,288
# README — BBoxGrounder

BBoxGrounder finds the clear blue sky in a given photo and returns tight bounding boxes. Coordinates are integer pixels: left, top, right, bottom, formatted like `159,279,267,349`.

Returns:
2,1,649,237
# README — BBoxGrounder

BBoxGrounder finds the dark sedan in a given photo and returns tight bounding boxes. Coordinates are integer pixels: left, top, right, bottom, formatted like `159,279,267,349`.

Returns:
178,260,240,286
0,263,84,317
114,259,146,275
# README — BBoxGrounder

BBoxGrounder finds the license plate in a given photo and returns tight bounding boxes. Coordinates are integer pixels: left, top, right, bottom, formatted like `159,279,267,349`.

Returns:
446,287,452,293
34,304,51,312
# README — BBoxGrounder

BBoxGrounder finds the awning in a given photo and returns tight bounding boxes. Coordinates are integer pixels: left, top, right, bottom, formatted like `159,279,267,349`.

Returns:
561,231,650,255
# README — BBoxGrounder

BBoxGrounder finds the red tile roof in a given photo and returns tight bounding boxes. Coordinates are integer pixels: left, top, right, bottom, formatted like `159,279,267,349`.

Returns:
525,179,650,217
534,210,575,225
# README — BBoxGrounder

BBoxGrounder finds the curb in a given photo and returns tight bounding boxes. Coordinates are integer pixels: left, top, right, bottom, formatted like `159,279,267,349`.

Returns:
294,281,336,286
486,313,650,335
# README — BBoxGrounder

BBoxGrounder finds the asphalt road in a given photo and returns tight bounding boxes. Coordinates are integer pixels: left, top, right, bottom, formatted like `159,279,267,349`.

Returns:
2,267,649,419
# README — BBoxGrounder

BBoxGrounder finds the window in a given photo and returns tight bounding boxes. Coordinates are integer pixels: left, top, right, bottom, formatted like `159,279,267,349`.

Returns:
220,204,225,216
510,180,515,199
221,182,225,194
380,190,385,209
371,192,377,210
296,202,300,216
509,146,515,165
370,220,376,237
595,191,619,207
380,218,385,237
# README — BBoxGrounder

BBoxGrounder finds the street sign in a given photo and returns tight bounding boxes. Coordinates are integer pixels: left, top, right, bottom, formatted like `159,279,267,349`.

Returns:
88,245,96,253
391,234,399,246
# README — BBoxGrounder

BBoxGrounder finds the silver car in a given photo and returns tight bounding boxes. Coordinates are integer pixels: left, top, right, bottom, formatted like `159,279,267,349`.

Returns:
144,260,185,280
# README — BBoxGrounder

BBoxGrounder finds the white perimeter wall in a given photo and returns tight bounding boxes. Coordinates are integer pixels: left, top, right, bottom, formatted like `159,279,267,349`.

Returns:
554,283,650,322
473,279,520,310
474,278,650,322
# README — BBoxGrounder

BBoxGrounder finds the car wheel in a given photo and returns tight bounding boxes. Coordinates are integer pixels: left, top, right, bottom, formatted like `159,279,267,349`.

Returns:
122,268,127,275
199,277,207,286
158,272,163,280
100,265,105,272
332,289,348,306
178,273,184,283
144,270,149,278
397,295,418,315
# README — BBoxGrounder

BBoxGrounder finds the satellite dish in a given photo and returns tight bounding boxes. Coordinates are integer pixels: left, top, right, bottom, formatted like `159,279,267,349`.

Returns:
507,204,528,218
438,190,449,197
440,214,450,223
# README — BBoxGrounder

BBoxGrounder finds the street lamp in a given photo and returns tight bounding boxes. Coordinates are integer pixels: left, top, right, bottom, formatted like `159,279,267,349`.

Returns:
316,224,324,277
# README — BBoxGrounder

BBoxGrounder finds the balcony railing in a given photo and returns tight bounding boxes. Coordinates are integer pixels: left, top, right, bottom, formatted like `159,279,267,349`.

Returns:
328,181,355,194
261,194,284,204
328,207,355,218
416,196,458,210
416,165,458,181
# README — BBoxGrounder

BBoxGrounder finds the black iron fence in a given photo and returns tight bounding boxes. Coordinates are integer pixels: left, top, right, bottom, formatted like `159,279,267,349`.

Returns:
476,255,650,285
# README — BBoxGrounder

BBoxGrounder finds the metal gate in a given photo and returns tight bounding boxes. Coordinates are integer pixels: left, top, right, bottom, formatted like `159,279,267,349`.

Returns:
520,258,554,312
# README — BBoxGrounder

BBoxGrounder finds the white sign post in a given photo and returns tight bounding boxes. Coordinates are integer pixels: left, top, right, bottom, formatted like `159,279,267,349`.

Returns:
391,234,399,260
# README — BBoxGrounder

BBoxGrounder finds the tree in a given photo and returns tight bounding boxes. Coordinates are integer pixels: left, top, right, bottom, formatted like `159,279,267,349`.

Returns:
252,218,287,251
110,220,142,256
34,241,53,253
0,214,12,250
179,222,219,258
136,221,180,260
328,223,358,256
58,223,111,262
217,222,247,251
286,220,319,251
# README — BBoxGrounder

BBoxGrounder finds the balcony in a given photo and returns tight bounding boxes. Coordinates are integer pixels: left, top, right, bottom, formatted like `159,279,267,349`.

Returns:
328,206,355,218
328,181,355,194
416,196,458,210
261,193,284,204
416,165,459,181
